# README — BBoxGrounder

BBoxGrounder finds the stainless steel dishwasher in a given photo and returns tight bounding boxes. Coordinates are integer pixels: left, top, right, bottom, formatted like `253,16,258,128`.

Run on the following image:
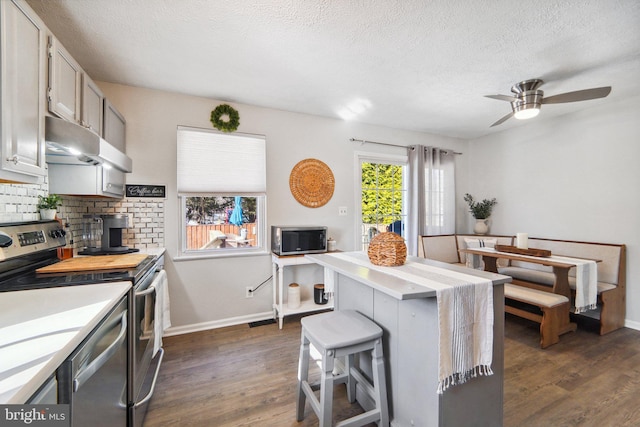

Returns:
57,296,128,427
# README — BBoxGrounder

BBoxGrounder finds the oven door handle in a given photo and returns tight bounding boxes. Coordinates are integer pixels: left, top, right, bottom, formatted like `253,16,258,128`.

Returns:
73,311,128,392
136,285,156,297
134,347,165,408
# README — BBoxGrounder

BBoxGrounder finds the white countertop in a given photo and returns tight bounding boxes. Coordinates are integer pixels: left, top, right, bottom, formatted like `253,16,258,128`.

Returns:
306,251,511,300
0,282,131,404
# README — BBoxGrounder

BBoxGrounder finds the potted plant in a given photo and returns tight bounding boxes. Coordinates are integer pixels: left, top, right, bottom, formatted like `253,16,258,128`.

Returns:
37,194,62,220
463,193,497,234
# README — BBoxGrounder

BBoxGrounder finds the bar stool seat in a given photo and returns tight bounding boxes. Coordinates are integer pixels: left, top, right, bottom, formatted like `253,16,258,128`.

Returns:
296,310,389,427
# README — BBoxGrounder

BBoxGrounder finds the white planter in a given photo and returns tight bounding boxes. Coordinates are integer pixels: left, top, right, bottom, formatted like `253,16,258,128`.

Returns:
40,209,57,220
474,218,489,235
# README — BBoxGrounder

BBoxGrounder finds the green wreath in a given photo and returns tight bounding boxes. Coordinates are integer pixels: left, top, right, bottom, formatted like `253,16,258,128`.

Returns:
210,104,240,132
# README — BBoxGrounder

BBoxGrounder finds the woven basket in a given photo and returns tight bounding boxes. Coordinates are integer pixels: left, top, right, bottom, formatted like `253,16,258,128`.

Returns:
367,232,407,266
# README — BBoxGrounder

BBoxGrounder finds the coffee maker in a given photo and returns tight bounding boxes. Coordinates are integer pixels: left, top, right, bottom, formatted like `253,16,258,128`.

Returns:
80,214,139,255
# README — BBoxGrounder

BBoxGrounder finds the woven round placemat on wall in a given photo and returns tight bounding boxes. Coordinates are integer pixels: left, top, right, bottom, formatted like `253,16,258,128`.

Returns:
289,158,335,208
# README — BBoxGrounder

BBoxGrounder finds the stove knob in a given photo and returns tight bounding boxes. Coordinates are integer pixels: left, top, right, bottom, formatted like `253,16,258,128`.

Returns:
49,229,63,239
0,231,12,248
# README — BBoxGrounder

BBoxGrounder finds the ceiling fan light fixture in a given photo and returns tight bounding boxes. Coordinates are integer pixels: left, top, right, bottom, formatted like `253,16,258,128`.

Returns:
514,106,540,120
511,90,543,120
486,79,612,127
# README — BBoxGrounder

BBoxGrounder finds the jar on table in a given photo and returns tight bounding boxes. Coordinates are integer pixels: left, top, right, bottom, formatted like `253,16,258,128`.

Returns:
288,283,301,309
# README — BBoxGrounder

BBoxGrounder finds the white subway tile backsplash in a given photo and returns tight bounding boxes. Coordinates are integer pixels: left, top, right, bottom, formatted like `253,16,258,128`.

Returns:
0,182,165,250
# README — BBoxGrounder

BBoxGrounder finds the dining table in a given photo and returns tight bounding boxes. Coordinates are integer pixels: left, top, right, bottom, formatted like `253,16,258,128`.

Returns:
459,247,600,301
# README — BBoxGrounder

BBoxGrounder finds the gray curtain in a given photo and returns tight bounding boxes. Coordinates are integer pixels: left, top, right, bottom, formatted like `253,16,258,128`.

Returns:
407,146,456,256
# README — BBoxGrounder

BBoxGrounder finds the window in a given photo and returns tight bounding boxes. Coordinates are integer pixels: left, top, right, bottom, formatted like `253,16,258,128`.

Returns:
357,153,408,250
177,126,267,257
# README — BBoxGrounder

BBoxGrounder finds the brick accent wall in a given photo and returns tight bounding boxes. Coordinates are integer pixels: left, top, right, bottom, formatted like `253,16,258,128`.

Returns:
57,197,165,250
0,183,165,250
0,182,48,223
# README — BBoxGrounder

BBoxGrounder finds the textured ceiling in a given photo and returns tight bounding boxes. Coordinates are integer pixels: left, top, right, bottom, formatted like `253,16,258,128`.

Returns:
26,0,640,139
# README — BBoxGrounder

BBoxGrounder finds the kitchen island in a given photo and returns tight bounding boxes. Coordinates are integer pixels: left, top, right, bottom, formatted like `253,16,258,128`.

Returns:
306,252,511,427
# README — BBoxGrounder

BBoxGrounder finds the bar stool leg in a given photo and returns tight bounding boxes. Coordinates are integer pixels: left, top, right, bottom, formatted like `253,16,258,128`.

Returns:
296,329,310,421
346,354,356,403
372,339,389,427
319,349,335,427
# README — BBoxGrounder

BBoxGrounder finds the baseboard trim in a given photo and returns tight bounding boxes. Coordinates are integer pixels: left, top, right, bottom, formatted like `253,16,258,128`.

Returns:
625,318,640,331
163,311,274,337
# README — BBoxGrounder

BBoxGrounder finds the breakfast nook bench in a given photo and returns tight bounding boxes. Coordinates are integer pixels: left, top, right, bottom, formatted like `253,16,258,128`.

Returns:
503,283,574,348
419,234,626,346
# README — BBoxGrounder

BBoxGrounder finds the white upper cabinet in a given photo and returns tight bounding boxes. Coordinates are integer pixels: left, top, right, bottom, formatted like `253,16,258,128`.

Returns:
82,74,104,135
47,36,82,124
103,99,126,152
0,0,48,183
48,36,104,137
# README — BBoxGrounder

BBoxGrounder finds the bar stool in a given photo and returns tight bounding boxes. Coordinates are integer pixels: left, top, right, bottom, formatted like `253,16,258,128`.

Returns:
296,310,389,427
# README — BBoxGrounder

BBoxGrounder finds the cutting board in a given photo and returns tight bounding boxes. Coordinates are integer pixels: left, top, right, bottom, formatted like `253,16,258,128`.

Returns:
36,253,150,274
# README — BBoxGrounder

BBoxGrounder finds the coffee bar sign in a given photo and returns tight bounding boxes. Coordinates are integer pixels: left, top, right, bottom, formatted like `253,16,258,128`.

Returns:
125,184,166,198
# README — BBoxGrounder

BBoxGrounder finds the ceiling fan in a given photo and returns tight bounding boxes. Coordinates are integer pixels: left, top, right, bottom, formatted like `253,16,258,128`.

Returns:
485,79,611,127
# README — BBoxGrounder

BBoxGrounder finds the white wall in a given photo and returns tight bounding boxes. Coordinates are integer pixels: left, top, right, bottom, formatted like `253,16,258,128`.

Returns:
466,95,640,328
97,82,467,332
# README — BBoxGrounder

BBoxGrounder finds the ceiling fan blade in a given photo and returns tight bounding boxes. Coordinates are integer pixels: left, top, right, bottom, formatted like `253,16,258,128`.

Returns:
542,86,611,104
490,112,514,127
485,94,518,102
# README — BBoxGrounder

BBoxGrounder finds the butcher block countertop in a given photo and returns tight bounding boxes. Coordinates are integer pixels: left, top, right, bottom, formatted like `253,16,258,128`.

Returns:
36,253,150,273
0,283,131,404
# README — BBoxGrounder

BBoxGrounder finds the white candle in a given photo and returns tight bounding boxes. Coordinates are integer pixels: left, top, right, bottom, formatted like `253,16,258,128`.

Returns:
516,233,528,249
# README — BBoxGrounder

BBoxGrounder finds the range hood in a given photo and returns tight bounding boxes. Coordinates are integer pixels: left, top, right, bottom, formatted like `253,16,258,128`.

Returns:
45,116,132,173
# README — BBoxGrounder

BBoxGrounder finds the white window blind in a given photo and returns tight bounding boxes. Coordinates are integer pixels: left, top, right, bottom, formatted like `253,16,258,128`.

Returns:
177,126,266,194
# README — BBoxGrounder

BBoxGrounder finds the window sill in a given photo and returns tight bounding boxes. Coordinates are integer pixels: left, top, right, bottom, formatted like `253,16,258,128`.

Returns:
174,248,270,261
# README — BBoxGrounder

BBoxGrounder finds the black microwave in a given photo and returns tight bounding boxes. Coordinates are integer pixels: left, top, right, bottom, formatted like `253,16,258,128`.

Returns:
271,226,327,256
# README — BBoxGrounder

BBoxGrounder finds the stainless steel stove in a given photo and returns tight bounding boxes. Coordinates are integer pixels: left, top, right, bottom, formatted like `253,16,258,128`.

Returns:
0,220,164,427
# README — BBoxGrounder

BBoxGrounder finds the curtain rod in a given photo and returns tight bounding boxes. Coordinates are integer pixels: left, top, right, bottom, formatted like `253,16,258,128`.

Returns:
349,138,462,155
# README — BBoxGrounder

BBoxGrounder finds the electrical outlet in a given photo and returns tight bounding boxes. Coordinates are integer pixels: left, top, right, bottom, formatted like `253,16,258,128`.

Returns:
338,206,348,216
245,286,253,298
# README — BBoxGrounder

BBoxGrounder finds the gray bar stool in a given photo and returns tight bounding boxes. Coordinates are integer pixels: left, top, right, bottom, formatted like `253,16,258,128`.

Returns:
296,310,389,427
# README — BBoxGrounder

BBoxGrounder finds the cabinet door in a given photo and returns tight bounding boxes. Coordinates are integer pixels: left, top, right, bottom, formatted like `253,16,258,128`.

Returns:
103,98,126,151
82,74,103,135
102,167,125,197
48,36,82,123
0,0,47,182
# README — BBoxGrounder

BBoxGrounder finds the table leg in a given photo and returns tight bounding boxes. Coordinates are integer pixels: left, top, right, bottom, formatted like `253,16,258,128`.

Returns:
278,264,285,329
482,256,499,273
552,266,572,300
272,261,277,319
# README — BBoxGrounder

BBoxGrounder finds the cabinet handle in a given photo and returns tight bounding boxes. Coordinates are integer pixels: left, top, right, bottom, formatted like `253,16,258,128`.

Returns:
7,155,19,165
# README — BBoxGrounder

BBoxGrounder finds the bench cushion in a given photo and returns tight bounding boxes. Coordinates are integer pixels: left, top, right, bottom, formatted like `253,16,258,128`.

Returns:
498,266,617,294
504,283,569,308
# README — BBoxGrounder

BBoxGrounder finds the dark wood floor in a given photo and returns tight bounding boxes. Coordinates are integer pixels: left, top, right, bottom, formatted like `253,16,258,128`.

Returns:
144,314,640,427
